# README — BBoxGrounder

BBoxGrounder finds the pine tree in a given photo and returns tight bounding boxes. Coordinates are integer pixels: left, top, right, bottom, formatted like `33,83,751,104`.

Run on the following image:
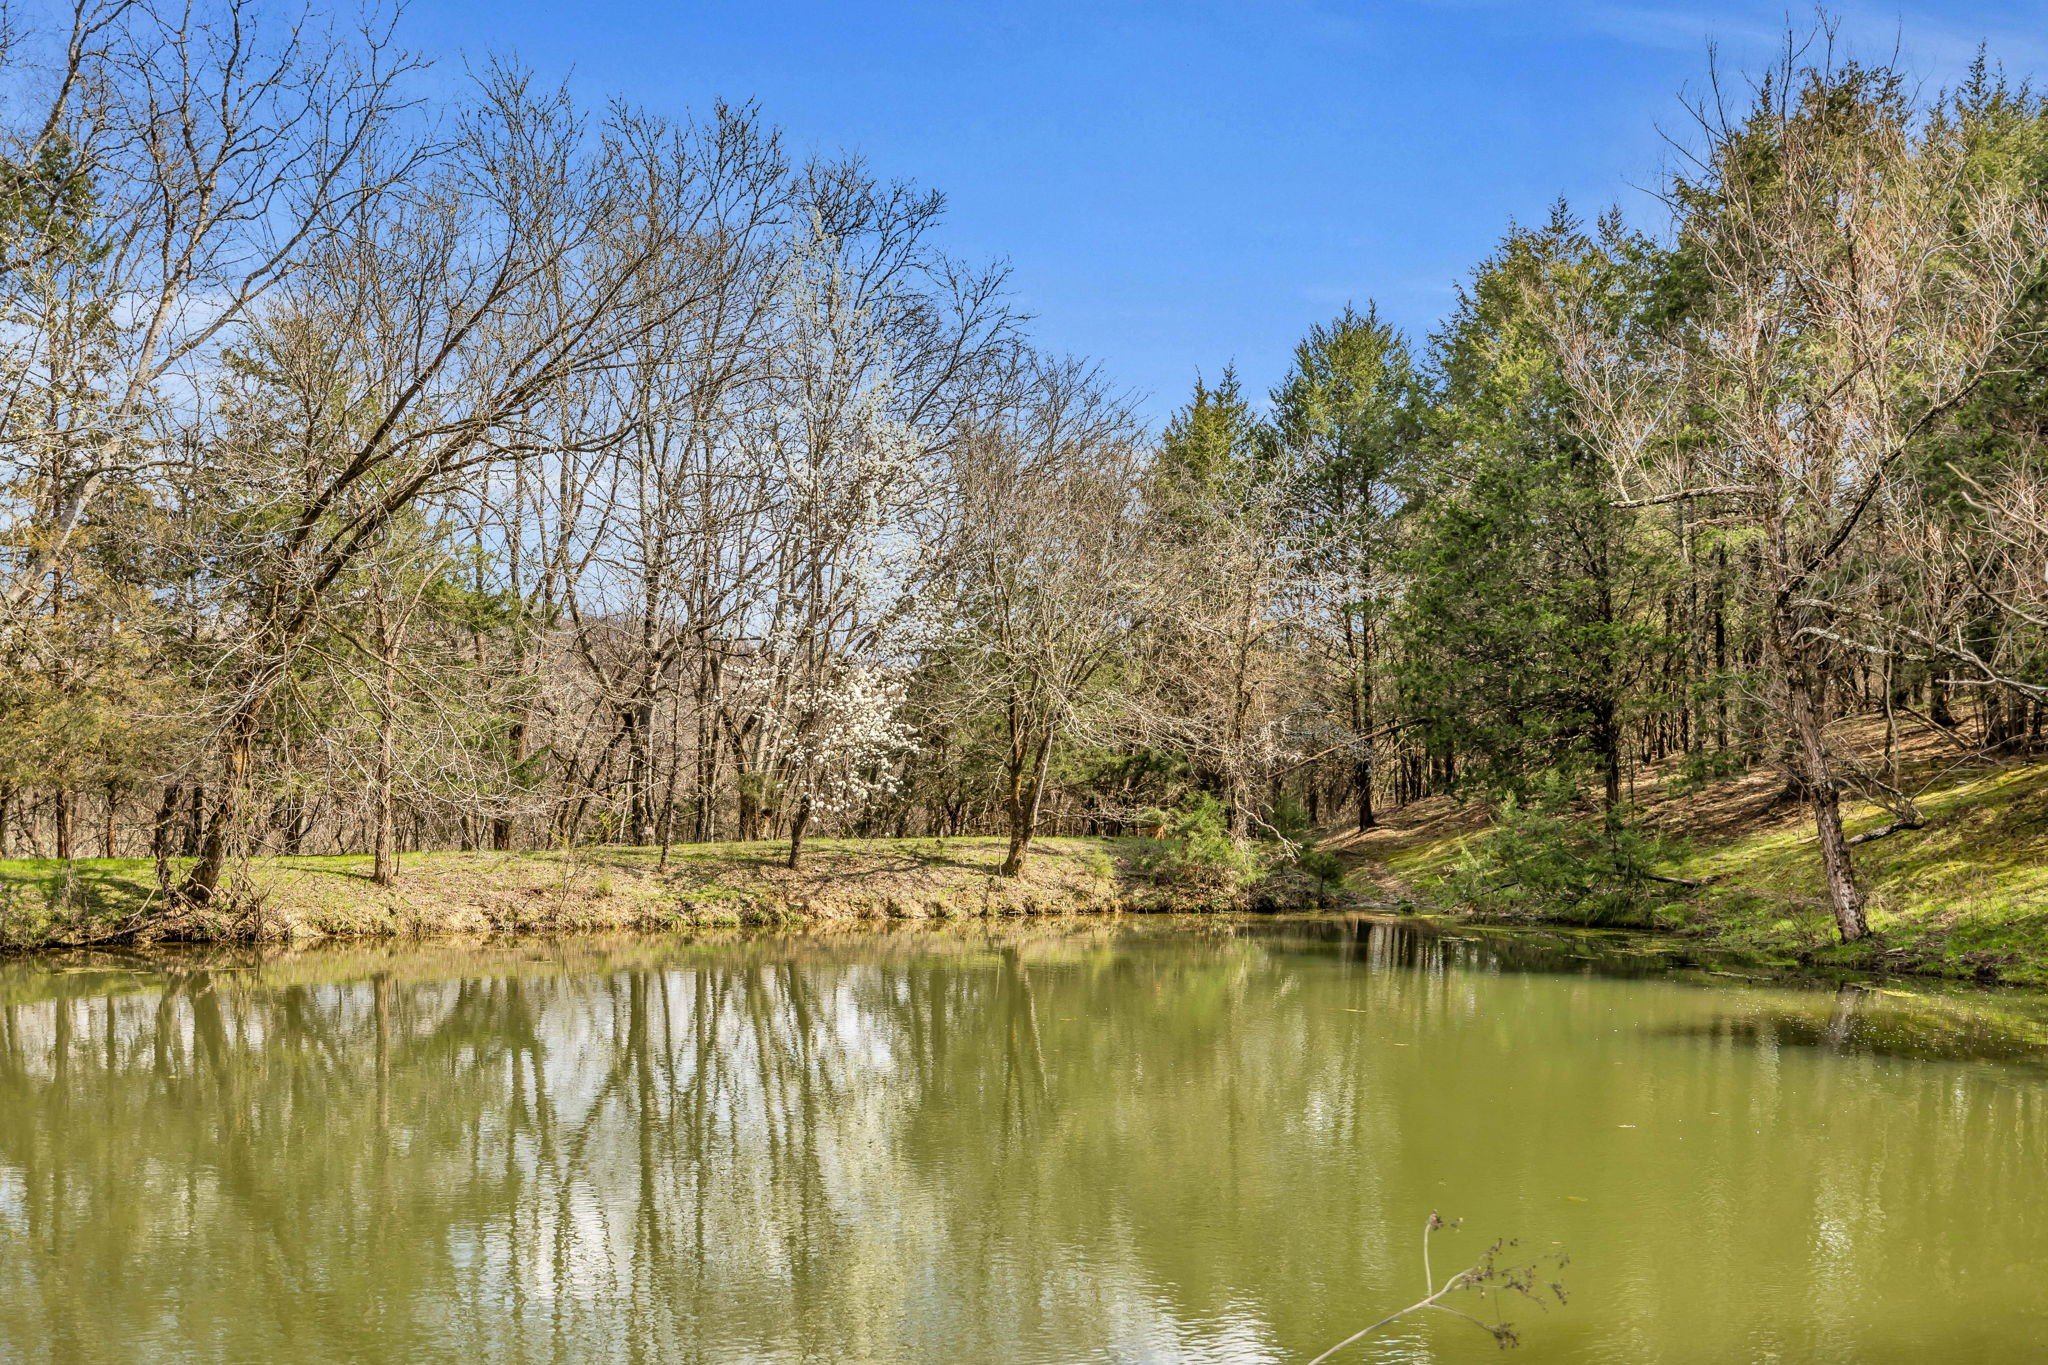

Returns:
1269,304,1419,828
1397,208,1670,826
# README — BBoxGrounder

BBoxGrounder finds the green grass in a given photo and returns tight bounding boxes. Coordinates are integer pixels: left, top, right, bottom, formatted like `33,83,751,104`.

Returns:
1662,762,2048,983
1343,754,2048,986
0,857,167,945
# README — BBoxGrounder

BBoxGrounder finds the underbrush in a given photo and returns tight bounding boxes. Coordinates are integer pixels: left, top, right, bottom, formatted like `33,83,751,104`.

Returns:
1130,795,1346,910
1342,743,2048,986
1131,796,1256,892
1431,786,1687,927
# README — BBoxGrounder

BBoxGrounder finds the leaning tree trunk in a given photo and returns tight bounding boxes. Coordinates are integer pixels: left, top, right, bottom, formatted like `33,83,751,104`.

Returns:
1787,658,1868,942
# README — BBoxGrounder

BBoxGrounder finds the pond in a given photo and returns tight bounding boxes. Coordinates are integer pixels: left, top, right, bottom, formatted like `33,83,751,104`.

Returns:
2,916,2046,1361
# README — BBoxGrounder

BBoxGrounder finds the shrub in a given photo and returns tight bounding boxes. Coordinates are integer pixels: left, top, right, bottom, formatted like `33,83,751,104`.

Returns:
1137,794,1253,891
1442,775,1684,926
1296,848,1346,887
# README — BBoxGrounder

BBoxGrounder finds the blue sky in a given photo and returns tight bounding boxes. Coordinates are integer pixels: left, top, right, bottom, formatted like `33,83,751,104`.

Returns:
406,1,2048,421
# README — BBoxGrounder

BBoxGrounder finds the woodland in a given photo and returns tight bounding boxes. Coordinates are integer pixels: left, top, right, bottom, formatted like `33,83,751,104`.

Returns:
4,5,2046,952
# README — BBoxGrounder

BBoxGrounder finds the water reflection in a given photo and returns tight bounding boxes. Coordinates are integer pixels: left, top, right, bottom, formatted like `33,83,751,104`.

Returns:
1,921,2046,1360
1654,983,2048,1068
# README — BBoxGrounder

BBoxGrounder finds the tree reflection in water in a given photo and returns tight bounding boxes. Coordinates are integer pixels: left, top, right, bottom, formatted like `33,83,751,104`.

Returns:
2,921,2047,1360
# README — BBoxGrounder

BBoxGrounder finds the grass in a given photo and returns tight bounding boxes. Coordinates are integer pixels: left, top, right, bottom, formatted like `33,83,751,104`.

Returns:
1660,760,2048,983
0,857,166,945
29,721,2033,982
1327,716,2048,986
0,834,1314,951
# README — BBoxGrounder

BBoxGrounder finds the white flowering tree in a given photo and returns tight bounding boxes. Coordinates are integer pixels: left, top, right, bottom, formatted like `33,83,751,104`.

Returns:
731,185,1015,867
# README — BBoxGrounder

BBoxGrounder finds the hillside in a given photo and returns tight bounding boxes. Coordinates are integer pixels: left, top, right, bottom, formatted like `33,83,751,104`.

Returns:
1330,716,2048,985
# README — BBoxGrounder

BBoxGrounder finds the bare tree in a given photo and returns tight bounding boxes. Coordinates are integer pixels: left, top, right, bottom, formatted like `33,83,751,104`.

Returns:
551,103,788,848
173,67,710,904
943,353,1146,875
1559,36,2047,941
0,0,423,631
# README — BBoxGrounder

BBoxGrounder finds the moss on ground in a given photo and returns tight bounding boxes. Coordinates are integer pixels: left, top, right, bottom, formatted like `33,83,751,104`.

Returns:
1327,724,2048,986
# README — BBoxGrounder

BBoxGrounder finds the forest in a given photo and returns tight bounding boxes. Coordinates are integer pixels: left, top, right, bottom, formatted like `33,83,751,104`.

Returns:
3,2,2047,948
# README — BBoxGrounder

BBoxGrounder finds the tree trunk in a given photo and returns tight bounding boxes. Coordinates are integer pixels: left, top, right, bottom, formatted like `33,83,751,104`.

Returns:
372,713,397,886
151,786,178,858
1000,727,1054,878
656,688,685,870
151,784,180,891
280,796,307,856
693,658,720,843
491,711,524,852
1359,620,1377,832
1985,686,2027,753
624,697,654,846
786,794,811,870
53,789,72,861
737,773,762,842
1789,662,1867,942
181,719,255,905
182,785,205,857
1929,678,1956,729
1712,545,1730,751
1343,611,1377,832
372,599,398,886
1591,697,1622,828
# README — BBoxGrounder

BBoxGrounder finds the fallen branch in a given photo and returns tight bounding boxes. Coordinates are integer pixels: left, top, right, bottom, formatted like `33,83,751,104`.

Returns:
1308,1212,1567,1362
1849,817,1925,846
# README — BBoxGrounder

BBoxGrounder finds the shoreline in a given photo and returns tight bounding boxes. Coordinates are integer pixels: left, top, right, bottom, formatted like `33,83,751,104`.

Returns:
0,836,1336,955
7,795,2047,992
1329,752,2048,989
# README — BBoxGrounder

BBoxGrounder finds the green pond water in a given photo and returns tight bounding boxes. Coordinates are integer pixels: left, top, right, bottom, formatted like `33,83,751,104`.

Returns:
3,916,2047,1362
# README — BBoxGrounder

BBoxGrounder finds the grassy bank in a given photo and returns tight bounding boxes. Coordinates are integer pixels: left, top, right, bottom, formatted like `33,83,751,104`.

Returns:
15,720,2041,984
0,834,1334,951
1330,719,2048,986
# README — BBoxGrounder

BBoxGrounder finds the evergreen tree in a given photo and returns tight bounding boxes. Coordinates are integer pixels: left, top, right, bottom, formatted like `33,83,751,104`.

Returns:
1397,208,1672,826
1151,367,1269,528
1269,304,1419,828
